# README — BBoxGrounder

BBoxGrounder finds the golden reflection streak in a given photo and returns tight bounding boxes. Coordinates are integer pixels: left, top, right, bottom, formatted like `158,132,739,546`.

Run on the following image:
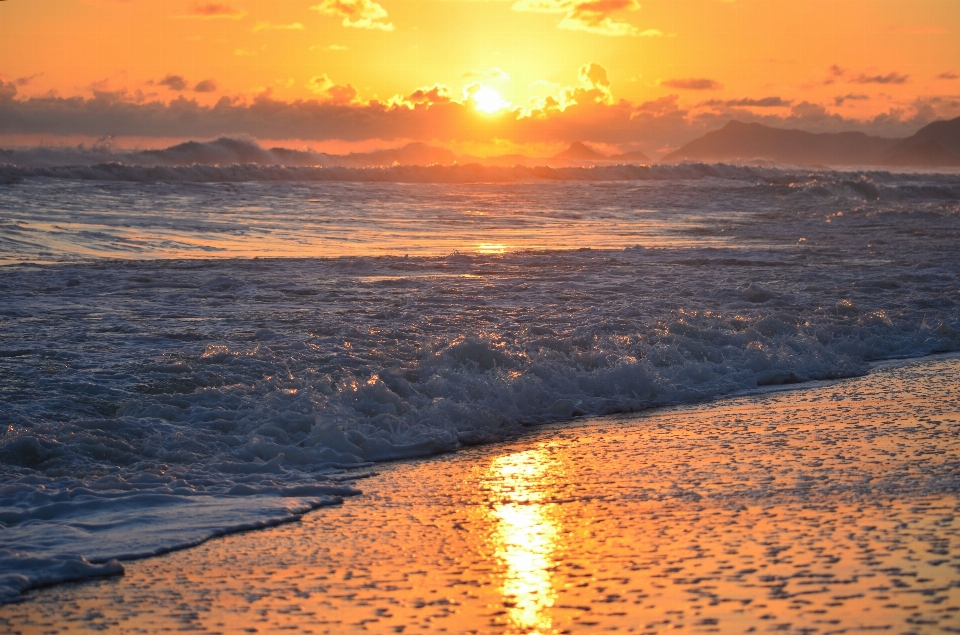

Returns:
487,448,560,634
475,243,507,254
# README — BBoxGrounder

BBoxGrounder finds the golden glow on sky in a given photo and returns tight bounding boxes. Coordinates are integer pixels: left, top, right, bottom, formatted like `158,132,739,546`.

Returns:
472,85,510,114
0,0,958,153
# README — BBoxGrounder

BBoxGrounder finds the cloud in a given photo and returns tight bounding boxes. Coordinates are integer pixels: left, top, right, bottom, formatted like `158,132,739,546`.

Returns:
833,93,869,106
253,22,304,31
512,0,643,37
305,74,360,104
463,67,511,82
938,72,958,80
701,96,791,108
401,84,454,107
3,68,958,158
726,96,790,107
822,64,846,84
522,62,613,111
306,75,334,95
827,66,908,86
852,72,908,85
579,62,610,90
310,0,394,31
639,29,663,37
194,79,218,93
0,81,16,101
158,74,189,91
662,78,722,90
16,74,43,87
511,0,571,13
234,48,257,56
311,44,349,51
174,2,246,19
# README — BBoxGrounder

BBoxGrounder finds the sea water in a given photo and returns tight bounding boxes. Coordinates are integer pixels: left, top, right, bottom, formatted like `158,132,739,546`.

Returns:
1,158,959,602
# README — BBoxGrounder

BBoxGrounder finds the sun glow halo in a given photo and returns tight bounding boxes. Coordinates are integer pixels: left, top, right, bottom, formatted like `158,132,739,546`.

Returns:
473,86,508,114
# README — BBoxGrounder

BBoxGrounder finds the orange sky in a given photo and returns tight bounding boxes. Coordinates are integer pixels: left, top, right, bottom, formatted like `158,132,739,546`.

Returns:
1,0,958,155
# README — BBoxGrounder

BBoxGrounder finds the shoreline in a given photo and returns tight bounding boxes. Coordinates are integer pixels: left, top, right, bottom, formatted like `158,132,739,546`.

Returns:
4,353,960,633
2,350,958,606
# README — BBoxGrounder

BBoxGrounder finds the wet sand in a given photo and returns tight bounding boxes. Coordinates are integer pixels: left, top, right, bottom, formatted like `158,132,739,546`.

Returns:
4,355,960,634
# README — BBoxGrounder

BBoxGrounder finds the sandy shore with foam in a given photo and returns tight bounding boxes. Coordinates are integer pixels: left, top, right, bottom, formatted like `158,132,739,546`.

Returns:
4,355,960,634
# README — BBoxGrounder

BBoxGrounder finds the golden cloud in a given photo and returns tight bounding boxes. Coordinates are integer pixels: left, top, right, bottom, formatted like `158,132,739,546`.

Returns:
306,74,360,104
310,0,394,31
512,0,642,37
253,22,305,32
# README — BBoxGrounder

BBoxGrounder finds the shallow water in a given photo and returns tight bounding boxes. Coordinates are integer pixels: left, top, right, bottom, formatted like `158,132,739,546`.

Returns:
3,355,960,634
1,166,959,601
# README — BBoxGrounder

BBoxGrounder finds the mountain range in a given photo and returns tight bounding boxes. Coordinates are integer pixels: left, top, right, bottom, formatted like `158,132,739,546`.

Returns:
663,116,960,166
4,116,959,167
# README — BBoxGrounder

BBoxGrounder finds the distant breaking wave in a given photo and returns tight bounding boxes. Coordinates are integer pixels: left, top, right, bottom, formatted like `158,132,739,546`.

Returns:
1,162,960,194
3,164,960,208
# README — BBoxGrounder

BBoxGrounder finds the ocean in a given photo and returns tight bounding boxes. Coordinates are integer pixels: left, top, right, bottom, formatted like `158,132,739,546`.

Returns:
1,161,959,603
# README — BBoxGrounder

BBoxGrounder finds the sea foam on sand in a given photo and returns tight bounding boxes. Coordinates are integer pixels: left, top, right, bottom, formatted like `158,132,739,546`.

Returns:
3,355,960,634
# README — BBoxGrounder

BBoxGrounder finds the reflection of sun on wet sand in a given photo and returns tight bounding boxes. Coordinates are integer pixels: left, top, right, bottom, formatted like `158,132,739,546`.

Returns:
5,355,960,634
485,450,560,634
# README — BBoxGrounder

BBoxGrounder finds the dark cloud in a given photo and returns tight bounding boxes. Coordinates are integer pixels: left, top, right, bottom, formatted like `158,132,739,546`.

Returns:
938,72,958,80
662,78,722,91
0,81,16,101
701,97,790,108
194,79,218,93
852,72,908,85
824,66,909,86
834,94,869,106
158,75,189,91
16,74,43,87
405,85,453,105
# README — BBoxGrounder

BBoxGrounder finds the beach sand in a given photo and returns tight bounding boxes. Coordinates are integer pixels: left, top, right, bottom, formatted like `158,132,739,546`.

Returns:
4,355,960,634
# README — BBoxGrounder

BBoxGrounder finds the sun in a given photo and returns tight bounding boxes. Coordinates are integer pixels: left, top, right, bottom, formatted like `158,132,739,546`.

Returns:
473,86,509,114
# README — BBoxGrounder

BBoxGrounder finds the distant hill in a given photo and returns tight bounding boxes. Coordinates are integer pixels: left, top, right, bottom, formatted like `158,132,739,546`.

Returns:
139,138,457,168
608,150,652,163
293,142,456,168
344,142,457,167
882,116,960,166
554,141,608,161
663,121,900,165
552,142,650,163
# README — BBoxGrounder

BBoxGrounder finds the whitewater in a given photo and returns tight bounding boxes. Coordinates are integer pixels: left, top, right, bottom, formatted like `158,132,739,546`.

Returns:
1,156,959,603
